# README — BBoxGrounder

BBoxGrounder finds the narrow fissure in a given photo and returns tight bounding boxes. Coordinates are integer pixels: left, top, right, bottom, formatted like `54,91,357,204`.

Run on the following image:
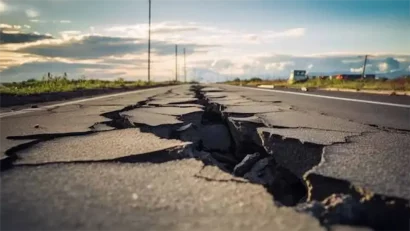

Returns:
93,85,409,231
98,99,151,129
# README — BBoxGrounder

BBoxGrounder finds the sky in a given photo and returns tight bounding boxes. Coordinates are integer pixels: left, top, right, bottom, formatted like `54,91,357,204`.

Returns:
0,0,409,82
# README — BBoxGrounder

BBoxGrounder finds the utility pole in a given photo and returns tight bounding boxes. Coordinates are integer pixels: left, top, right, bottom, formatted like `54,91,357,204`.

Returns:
175,44,178,82
361,55,368,79
183,48,187,83
147,0,152,83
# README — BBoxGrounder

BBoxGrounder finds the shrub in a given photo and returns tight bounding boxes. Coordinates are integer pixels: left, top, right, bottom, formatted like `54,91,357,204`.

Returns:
0,74,155,95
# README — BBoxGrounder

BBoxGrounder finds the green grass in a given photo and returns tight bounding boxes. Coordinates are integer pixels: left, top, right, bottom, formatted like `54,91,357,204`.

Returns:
225,77,410,91
0,75,178,95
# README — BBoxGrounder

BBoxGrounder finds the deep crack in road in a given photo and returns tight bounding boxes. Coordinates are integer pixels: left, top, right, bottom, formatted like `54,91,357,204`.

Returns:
1,84,409,231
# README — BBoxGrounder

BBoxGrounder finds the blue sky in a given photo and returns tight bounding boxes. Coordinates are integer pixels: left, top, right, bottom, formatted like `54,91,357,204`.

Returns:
0,0,409,82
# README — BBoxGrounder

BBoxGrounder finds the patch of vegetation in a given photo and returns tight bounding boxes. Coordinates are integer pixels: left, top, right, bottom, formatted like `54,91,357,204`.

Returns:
226,77,288,87
0,73,178,95
225,76,410,91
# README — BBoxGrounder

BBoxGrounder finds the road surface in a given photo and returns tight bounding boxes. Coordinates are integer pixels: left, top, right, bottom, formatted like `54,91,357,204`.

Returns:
1,84,409,231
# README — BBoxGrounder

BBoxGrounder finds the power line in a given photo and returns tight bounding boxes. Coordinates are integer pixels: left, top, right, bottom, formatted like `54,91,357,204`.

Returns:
175,44,178,82
361,55,368,79
184,48,187,83
147,0,152,83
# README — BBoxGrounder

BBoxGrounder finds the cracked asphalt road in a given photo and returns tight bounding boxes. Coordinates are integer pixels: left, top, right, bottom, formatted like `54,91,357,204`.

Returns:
1,84,409,231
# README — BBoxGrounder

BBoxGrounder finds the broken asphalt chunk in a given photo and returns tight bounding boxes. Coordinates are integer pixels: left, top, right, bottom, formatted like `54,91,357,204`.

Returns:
14,128,189,165
233,152,262,177
257,127,357,146
147,97,198,105
139,106,203,116
309,132,410,200
120,109,183,127
258,111,374,133
224,105,287,114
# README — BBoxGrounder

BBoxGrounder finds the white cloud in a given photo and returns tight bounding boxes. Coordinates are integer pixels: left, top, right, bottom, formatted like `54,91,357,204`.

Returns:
265,61,294,71
350,67,363,73
30,19,46,23
0,51,45,71
246,34,258,41
377,58,400,72
104,21,305,46
307,64,313,69
210,59,234,70
0,23,12,29
105,21,201,40
395,57,408,62
52,20,71,24
0,24,22,34
0,0,7,13
378,63,388,72
265,28,306,39
24,25,31,29
305,52,410,58
25,9,39,18
350,64,373,73
1,30,20,34
238,28,306,45
60,30,82,39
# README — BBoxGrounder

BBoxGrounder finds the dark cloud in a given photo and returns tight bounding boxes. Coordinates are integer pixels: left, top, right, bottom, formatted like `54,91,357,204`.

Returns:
17,36,143,59
0,30,53,44
16,35,215,59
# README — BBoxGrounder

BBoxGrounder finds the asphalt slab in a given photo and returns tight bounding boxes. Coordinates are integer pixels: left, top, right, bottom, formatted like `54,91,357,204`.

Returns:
1,84,409,231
